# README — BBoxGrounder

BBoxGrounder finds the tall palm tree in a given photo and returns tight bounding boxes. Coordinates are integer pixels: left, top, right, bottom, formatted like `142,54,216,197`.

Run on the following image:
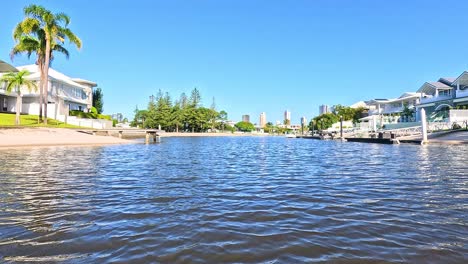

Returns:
12,4,81,124
11,35,71,122
0,70,37,125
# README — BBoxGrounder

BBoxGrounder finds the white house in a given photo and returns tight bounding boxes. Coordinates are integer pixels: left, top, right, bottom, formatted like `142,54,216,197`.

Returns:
416,74,468,122
357,92,421,131
0,64,97,120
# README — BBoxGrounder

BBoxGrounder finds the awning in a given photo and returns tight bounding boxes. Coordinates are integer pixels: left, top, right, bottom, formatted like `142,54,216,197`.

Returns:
0,60,18,73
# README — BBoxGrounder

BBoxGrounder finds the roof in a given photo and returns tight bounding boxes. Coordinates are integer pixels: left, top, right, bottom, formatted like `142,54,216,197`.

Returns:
16,65,95,90
349,101,367,108
0,60,18,73
452,71,468,86
417,81,452,95
72,78,97,87
398,92,420,99
439,77,455,85
366,92,421,105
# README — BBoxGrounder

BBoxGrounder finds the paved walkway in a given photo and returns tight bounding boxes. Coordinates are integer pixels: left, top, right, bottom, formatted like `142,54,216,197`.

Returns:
429,130,468,144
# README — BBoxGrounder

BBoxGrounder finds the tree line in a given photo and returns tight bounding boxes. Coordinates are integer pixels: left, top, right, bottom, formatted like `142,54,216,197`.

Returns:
131,88,231,132
309,104,367,130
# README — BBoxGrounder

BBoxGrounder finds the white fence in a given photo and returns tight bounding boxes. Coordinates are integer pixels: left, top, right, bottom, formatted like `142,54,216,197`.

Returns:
55,115,112,129
449,110,468,123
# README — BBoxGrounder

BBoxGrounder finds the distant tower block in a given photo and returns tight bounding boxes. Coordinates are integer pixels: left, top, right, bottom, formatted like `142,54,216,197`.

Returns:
284,110,291,124
259,112,267,127
319,105,329,115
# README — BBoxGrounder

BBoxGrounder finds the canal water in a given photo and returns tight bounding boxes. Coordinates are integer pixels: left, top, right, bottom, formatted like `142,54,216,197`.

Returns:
0,137,467,263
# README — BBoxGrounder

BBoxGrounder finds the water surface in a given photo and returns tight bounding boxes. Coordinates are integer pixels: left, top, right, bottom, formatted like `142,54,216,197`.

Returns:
0,137,467,263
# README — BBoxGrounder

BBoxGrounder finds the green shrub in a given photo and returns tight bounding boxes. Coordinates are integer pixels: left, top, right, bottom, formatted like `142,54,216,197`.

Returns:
98,114,111,120
90,107,98,114
69,110,110,120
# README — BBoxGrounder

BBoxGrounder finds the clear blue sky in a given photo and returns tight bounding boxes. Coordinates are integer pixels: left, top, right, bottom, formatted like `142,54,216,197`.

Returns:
2,0,468,124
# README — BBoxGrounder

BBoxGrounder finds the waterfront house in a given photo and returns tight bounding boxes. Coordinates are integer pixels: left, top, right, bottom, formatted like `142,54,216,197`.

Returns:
415,73,468,122
0,64,97,119
354,93,421,131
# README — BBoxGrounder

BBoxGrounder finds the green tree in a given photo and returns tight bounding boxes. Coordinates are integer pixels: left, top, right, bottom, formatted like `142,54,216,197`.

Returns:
131,105,148,127
401,103,414,118
352,106,367,123
217,110,228,131
92,87,104,114
179,92,188,108
0,70,37,125
235,121,255,132
263,122,275,133
311,113,339,130
144,98,158,128
332,104,355,121
189,87,201,107
13,4,82,124
170,103,183,132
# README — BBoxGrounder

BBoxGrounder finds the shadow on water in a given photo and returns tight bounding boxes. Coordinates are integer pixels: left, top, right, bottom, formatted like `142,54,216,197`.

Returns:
0,138,467,263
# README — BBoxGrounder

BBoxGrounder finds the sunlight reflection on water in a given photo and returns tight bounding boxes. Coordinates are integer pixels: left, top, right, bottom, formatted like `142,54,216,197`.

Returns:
0,138,467,263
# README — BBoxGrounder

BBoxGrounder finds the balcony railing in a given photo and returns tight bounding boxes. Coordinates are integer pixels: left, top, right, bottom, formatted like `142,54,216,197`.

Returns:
456,89,468,98
382,106,404,114
420,95,452,104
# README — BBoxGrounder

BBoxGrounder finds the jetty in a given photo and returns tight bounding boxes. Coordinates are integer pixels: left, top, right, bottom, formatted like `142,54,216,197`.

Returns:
77,129,163,144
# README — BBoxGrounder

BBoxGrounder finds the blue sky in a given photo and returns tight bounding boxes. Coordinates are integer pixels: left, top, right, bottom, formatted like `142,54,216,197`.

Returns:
1,0,468,124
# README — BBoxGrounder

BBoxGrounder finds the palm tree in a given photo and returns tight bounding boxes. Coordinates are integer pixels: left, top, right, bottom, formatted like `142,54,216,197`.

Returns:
0,70,37,125
12,4,81,124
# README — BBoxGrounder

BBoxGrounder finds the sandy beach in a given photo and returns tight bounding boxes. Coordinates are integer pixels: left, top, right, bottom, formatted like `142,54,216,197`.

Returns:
0,128,134,148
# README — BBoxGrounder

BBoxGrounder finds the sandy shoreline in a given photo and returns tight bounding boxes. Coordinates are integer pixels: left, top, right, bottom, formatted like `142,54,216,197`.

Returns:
0,128,135,149
0,128,273,149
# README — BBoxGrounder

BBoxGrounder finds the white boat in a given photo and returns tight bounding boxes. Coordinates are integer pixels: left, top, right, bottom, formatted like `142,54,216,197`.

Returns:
285,134,296,138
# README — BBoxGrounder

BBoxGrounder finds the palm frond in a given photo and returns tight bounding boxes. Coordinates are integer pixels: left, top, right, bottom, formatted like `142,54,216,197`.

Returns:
61,27,82,49
24,5,51,21
55,12,70,26
52,44,70,59
0,70,33,94
10,36,41,60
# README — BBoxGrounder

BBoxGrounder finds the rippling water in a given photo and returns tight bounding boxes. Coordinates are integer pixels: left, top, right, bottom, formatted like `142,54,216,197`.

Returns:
0,137,467,263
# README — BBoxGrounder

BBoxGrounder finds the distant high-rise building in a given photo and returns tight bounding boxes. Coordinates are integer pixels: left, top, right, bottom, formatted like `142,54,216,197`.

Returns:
242,114,250,123
259,112,267,127
284,110,291,124
319,105,329,115
301,116,307,125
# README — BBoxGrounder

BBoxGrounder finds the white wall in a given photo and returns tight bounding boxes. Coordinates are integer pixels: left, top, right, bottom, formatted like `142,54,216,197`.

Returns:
449,110,468,122
55,115,112,129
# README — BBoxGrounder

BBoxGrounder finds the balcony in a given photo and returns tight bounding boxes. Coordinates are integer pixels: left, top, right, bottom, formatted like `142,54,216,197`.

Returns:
382,106,404,114
420,95,452,104
456,89,468,99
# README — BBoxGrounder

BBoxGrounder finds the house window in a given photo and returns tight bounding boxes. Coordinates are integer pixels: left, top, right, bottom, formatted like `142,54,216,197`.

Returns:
439,90,451,96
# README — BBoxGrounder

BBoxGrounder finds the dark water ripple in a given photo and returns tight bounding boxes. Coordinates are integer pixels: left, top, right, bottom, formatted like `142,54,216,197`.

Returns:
0,137,467,263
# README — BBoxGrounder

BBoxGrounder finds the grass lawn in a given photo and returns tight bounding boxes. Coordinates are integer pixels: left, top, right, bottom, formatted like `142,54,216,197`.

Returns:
0,113,84,128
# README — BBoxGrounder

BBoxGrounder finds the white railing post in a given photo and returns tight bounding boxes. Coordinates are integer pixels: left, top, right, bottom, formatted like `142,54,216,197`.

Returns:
420,108,428,144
